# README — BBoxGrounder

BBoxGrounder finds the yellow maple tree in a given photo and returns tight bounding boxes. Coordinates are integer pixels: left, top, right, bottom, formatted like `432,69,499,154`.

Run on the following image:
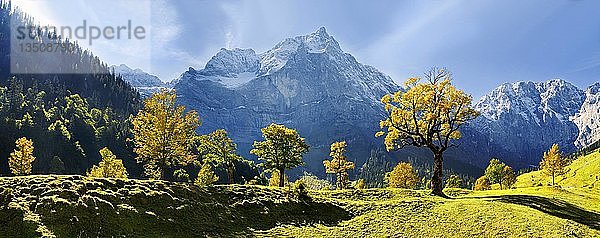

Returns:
131,89,200,179
376,68,479,196
323,141,355,189
9,137,36,176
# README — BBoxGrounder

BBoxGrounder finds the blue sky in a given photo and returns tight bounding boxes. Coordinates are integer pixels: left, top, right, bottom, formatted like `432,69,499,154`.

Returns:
12,0,600,99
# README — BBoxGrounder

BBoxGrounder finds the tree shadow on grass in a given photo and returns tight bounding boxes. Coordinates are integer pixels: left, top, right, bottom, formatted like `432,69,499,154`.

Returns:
483,195,600,230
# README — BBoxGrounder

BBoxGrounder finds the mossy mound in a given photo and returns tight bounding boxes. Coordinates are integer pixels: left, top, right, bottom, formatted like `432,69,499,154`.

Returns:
0,175,351,237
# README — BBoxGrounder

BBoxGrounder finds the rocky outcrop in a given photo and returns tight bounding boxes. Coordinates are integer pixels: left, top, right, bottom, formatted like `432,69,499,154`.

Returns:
572,83,600,148
461,79,586,167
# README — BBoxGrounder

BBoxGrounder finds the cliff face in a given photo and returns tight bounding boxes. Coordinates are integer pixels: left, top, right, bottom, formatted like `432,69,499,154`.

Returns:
460,79,586,167
572,83,600,148
173,27,399,175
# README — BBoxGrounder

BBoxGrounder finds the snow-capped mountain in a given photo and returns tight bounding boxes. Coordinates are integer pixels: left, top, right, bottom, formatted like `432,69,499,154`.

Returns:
173,27,400,175
171,26,599,175
572,83,600,148
111,64,166,97
459,79,587,167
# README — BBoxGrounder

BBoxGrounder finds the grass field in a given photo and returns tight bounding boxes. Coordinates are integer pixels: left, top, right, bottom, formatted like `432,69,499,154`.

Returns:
1,151,599,237
259,187,600,237
260,151,600,237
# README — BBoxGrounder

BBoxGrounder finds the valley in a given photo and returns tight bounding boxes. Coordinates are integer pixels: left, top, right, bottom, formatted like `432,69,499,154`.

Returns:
2,150,599,237
0,1,599,237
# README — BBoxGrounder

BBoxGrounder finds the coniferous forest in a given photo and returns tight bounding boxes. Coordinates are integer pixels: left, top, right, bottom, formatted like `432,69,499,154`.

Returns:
0,1,141,176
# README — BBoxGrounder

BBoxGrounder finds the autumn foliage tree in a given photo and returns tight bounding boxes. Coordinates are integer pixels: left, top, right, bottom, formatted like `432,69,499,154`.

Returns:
540,144,567,186
323,141,355,189
269,170,289,187
484,158,516,190
376,68,479,196
131,89,200,179
87,147,128,179
386,162,419,189
195,162,219,187
251,123,309,187
197,129,243,184
502,166,517,189
485,158,505,189
8,137,36,176
473,176,491,191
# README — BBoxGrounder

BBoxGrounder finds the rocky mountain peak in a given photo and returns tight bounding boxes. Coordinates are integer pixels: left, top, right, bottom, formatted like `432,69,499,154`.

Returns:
258,27,342,76
476,79,584,122
111,64,164,88
203,48,259,77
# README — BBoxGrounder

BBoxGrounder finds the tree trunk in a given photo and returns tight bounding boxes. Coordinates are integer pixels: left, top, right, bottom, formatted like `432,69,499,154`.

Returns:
552,171,555,186
278,168,285,187
160,166,165,180
499,179,503,190
227,164,235,184
431,152,445,197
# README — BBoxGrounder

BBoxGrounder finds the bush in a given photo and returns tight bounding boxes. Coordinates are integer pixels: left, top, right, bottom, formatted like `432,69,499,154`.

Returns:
87,148,128,179
173,169,190,182
296,172,332,190
473,176,491,191
354,179,366,189
292,180,309,200
195,163,218,187
445,174,463,189
386,162,419,189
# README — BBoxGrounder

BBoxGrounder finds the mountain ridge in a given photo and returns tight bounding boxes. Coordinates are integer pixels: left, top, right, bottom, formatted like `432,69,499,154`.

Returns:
123,27,599,176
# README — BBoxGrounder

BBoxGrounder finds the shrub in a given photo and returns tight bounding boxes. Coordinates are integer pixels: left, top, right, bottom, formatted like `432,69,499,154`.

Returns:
354,179,366,189
445,174,462,188
473,176,491,191
296,172,333,190
386,162,419,189
195,163,219,187
173,169,191,182
292,180,309,200
87,147,128,179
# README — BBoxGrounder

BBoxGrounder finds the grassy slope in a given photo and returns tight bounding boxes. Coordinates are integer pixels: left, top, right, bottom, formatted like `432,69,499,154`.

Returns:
514,150,600,189
2,171,599,237
260,188,600,237
260,152,600,237
0,175,350,238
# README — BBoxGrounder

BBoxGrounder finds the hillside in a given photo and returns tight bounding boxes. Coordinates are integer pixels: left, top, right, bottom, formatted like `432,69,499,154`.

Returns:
0,175,350,237
264,188,600,237
1,175,599,237
0,2,141,176
514,150,600,188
